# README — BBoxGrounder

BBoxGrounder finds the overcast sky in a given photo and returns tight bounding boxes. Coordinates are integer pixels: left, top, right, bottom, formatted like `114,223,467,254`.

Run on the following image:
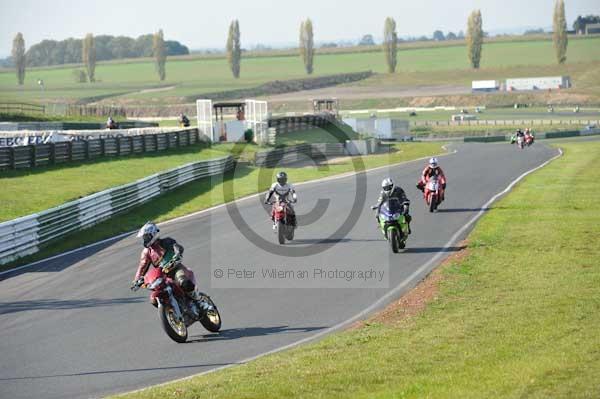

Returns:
0,0,598,56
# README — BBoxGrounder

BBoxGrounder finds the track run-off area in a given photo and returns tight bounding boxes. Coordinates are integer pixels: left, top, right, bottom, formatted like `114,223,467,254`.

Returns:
0,142,558,399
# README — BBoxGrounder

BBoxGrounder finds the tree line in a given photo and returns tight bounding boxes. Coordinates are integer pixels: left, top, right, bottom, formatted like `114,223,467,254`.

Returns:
9,0,576,86
6,34,188,68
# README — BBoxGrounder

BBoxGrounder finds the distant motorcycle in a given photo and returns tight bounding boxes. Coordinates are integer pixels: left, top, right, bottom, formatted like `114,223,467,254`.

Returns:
424,175,443,212
131,253,221,343
525,134,534,146
268,195,296,244
516,135,525,149
371,198,410,253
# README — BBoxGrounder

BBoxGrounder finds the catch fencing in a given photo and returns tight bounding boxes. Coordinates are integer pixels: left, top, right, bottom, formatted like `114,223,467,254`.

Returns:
0,102,45,114
0,155,234,265
0,128,205,170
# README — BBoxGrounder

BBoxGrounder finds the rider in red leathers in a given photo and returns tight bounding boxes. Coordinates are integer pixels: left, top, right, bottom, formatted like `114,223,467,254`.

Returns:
417,157,447,201
132,222,198,307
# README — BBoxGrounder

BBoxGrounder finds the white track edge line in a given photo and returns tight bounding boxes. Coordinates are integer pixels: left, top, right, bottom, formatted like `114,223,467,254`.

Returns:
115,146,563,397
1,146,456,277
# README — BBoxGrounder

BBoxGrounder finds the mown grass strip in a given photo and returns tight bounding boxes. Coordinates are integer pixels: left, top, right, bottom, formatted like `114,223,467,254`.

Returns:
112,141,600,399
0,142,251,222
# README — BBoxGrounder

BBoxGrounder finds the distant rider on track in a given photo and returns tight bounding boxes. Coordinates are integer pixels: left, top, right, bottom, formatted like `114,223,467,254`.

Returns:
264,171,297,228
417,157,447,202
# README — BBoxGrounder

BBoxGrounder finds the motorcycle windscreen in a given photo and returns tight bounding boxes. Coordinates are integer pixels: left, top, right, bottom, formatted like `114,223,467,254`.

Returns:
381,198,403,221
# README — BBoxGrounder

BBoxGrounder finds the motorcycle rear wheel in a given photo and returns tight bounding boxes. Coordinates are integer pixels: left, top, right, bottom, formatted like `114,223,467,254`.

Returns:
159,305,188,343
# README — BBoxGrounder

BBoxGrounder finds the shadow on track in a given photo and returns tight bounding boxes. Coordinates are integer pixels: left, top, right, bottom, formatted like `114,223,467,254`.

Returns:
0,362,234,381
285,238,353,245
402,245,466,254
186,325,326,343
0,297,144,315
435,208,489,213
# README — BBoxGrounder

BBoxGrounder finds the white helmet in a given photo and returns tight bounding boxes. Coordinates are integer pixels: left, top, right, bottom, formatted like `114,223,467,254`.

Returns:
381,177,394,193
137,221,160,248
429,157,438,168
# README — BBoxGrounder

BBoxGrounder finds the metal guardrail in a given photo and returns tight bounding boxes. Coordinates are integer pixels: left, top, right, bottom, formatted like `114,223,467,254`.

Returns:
0,156,234,265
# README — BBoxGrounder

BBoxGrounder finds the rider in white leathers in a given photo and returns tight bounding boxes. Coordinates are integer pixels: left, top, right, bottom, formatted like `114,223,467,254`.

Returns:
264,171,297,227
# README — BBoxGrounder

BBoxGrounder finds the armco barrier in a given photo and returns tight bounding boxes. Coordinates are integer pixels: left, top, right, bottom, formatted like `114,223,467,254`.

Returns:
254,143,347,167
0,155,234,265
464,135,507,143
544,130,580,139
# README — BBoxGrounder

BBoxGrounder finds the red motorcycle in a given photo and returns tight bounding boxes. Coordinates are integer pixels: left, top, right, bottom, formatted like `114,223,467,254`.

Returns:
423,175,445,212
131,256,221,343
525,133,534,146
269,195,296,244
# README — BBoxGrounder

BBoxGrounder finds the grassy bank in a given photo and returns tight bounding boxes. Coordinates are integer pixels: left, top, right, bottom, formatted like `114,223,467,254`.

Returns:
2,142,445,270
1,37,599,104
112,140,600,399
0,143,241,222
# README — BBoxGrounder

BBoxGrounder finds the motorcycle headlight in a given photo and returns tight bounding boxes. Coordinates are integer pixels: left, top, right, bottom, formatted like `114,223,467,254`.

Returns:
147,277,163,290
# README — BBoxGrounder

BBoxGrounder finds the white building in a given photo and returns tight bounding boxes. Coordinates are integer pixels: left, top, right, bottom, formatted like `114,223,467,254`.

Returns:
506,76,571,91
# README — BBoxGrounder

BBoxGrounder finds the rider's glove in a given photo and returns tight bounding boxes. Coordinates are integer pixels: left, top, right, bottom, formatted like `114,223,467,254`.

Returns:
370,205,378,210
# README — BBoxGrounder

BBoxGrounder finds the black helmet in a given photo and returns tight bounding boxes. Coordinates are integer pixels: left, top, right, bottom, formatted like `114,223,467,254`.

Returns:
276,171,288,185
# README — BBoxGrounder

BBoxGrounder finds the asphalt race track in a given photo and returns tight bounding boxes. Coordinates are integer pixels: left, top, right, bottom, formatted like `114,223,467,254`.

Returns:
0,143,558,399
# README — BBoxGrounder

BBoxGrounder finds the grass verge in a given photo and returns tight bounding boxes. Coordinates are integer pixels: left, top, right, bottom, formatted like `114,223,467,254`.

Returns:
0,142,249,222
112,140,600,399
2,142,445,271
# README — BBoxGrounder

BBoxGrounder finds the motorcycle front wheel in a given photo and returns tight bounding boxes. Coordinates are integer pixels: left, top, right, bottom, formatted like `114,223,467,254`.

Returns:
159,305,188,343
278,221,285,244
429,195,437,213
389,229,400,253
199,296,222,332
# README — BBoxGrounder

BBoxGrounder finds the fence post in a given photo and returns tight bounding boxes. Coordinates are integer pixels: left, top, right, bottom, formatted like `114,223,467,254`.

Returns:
100,138,106,156
176,131,181,147
129,136,134,155
154,134,159,151
116,137,121,156
68,141,73,161
85,140,90,159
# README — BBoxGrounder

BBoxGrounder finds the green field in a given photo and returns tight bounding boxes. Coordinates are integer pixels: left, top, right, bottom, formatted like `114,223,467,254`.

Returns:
111,140,600,399
1,141,446,270
1,37,599,105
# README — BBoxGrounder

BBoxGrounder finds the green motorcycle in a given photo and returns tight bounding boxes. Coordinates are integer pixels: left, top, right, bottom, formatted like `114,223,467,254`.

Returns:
371,198,410,253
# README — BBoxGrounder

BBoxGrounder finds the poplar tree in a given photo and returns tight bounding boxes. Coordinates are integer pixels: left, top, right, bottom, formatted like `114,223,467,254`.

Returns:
82,33,96,82
227,20,241,78
383,17,397,73
153,29,166,81
299,18,314,74
12,33,26,85
466,10,483,69
553,0,568,64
